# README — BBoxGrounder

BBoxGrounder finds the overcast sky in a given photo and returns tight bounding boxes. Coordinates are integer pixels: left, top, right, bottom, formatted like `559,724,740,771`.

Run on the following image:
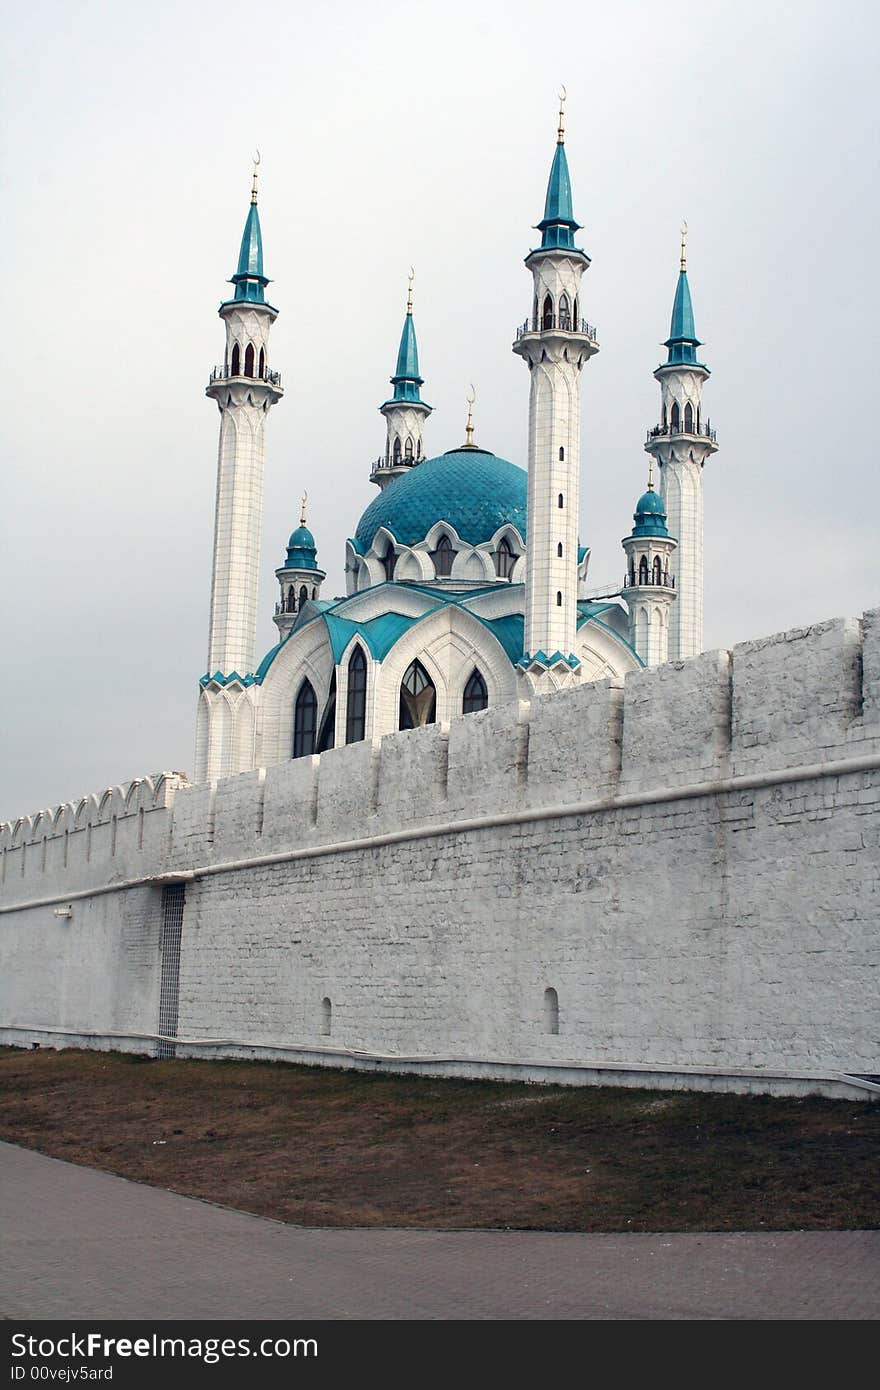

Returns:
1,0,877,821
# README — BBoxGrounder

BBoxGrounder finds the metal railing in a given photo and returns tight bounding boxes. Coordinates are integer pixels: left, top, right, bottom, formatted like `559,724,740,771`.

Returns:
210,364,283,387
624,571,675,588
646,422,716,442
371,455,418,471
516,314,598,342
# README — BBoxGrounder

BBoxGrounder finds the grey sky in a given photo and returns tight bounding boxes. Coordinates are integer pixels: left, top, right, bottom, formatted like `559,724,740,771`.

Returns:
2,0,878,821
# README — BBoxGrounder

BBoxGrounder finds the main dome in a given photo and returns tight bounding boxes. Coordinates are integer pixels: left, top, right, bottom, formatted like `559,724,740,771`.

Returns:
354,448,527,551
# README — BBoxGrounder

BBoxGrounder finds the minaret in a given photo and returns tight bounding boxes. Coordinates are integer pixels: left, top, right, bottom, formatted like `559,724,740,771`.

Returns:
204,158,283,679
644,225,718,661
273,494,326,639
371,271,432,490
621,460,678,666
513,93,599,684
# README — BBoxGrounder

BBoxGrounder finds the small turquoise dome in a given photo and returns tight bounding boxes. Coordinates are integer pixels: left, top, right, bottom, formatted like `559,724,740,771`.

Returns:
631,486,669,538
354,448,527,551
284,524,318,569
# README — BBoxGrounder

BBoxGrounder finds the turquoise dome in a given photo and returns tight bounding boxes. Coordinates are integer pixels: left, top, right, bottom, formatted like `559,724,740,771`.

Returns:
631,486,669,539
284,524,318,569
354,448,527,550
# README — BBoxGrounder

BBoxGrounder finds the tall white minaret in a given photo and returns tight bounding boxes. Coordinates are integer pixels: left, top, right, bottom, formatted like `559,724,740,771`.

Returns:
644,226,718,660
204,159,283,679
370,271,432,491
621,460,678,666
195,161,283,785
513,94,599,687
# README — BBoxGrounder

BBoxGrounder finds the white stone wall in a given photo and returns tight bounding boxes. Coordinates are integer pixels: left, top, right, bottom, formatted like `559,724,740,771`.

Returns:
2,614,879,1089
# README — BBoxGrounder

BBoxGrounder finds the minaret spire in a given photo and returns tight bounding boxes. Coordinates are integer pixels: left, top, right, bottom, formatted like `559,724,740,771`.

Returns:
463,384,476,449
372,270,433,490
644,227,719,661
196,163,283,783
513,96,598,689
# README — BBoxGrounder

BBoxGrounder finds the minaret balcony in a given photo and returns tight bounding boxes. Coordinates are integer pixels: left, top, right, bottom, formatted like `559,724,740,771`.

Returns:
371,455,418,475
623,572,675,589
210,364,283,388
515,314,598,344
646,422,716,444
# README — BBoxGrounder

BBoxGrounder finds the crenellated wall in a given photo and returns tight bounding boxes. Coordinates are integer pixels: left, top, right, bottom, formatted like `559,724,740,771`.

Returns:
2,612,879,1096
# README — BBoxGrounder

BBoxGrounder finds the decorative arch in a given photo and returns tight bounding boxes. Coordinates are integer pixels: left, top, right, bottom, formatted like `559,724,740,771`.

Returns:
684,401,694,433
431,533,454,577
399,659,436,729
638,554,649,585
542,293,553,329
670,400,680,430
558,292,570,330
230,342,241,376
652,555,663,585
244,342,255,377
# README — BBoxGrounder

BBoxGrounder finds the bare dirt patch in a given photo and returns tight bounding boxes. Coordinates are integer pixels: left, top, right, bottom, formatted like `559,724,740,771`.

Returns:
1,1048,877,1232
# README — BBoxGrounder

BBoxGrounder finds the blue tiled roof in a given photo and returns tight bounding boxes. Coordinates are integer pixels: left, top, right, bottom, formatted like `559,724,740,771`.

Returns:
354,448,527,550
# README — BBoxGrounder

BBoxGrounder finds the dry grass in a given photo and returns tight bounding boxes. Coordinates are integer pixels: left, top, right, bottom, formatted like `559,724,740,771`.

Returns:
2,1047,878,1232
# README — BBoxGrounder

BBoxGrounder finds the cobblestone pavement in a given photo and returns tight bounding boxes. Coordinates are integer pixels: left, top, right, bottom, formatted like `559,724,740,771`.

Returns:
2,1142,878,1320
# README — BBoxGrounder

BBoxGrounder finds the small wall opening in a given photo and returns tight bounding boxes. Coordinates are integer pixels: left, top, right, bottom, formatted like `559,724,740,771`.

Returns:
557,493,564,509
320,996,332,1037
543,987,559,1035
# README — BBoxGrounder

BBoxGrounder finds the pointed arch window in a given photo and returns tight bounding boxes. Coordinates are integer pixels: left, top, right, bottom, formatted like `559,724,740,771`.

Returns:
557,542,563,558
293,680,318,759
258,346,266,379
559,447,565,461
494,537,515,579
382,546,396,582
462,669,488,715
556,590,563,606
559,293,570,331
542,293,554,330
345,646,367,744
404,437,414,461
399,659,436,730
316,672,336,752
638,554,649,585
287,584,295,612
684,402,694,433
299,584,308,609
670,401,680,431
431,534,454,577
652,555,663,585
230,342,241,376
244,342,255,377
416,439,422,459
558,493,564,509
573,296,579,329
392,436,402,465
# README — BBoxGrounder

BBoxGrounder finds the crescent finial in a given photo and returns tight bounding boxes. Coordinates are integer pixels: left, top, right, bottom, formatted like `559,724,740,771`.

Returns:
251,149,261,204
557,85,567,144
680,219,688,271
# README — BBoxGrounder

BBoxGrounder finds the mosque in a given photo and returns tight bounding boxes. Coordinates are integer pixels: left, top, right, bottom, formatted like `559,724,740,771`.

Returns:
195,101,719,783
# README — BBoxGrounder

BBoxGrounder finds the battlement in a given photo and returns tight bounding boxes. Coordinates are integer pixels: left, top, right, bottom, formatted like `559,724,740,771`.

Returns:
2,610,878,897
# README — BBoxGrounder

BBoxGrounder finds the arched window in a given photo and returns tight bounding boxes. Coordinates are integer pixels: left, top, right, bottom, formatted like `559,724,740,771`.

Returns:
399,659,436,730
404,437,413,461
393,436,402,464
533,295,538,329
544,987,559,1035
494,536,515,579
696,405,701,431
320,997,332,1037
638,554,649,584
573,296,579,329
670,401,680,430
432,534,454,577
287,584,295,612
542,293,553,330
684,402,694,433
230,342,241,376
559,293,570,330
416,439,422,459
557,542,563,558
652,555,663,585
258,346,265,379
292,680,318,759
558,493,564,509
345,646,367,744
312,586,317,599
316,672,336,752
628,560,635,585
462,669,488,715
661,402,667,428
559,446,565,461
299,584,308,609
244,342,255,377
382,547,396,581
556,590,563,606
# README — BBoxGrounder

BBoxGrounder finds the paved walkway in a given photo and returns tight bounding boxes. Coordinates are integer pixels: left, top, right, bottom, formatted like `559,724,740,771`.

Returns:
2,1142,878,1320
